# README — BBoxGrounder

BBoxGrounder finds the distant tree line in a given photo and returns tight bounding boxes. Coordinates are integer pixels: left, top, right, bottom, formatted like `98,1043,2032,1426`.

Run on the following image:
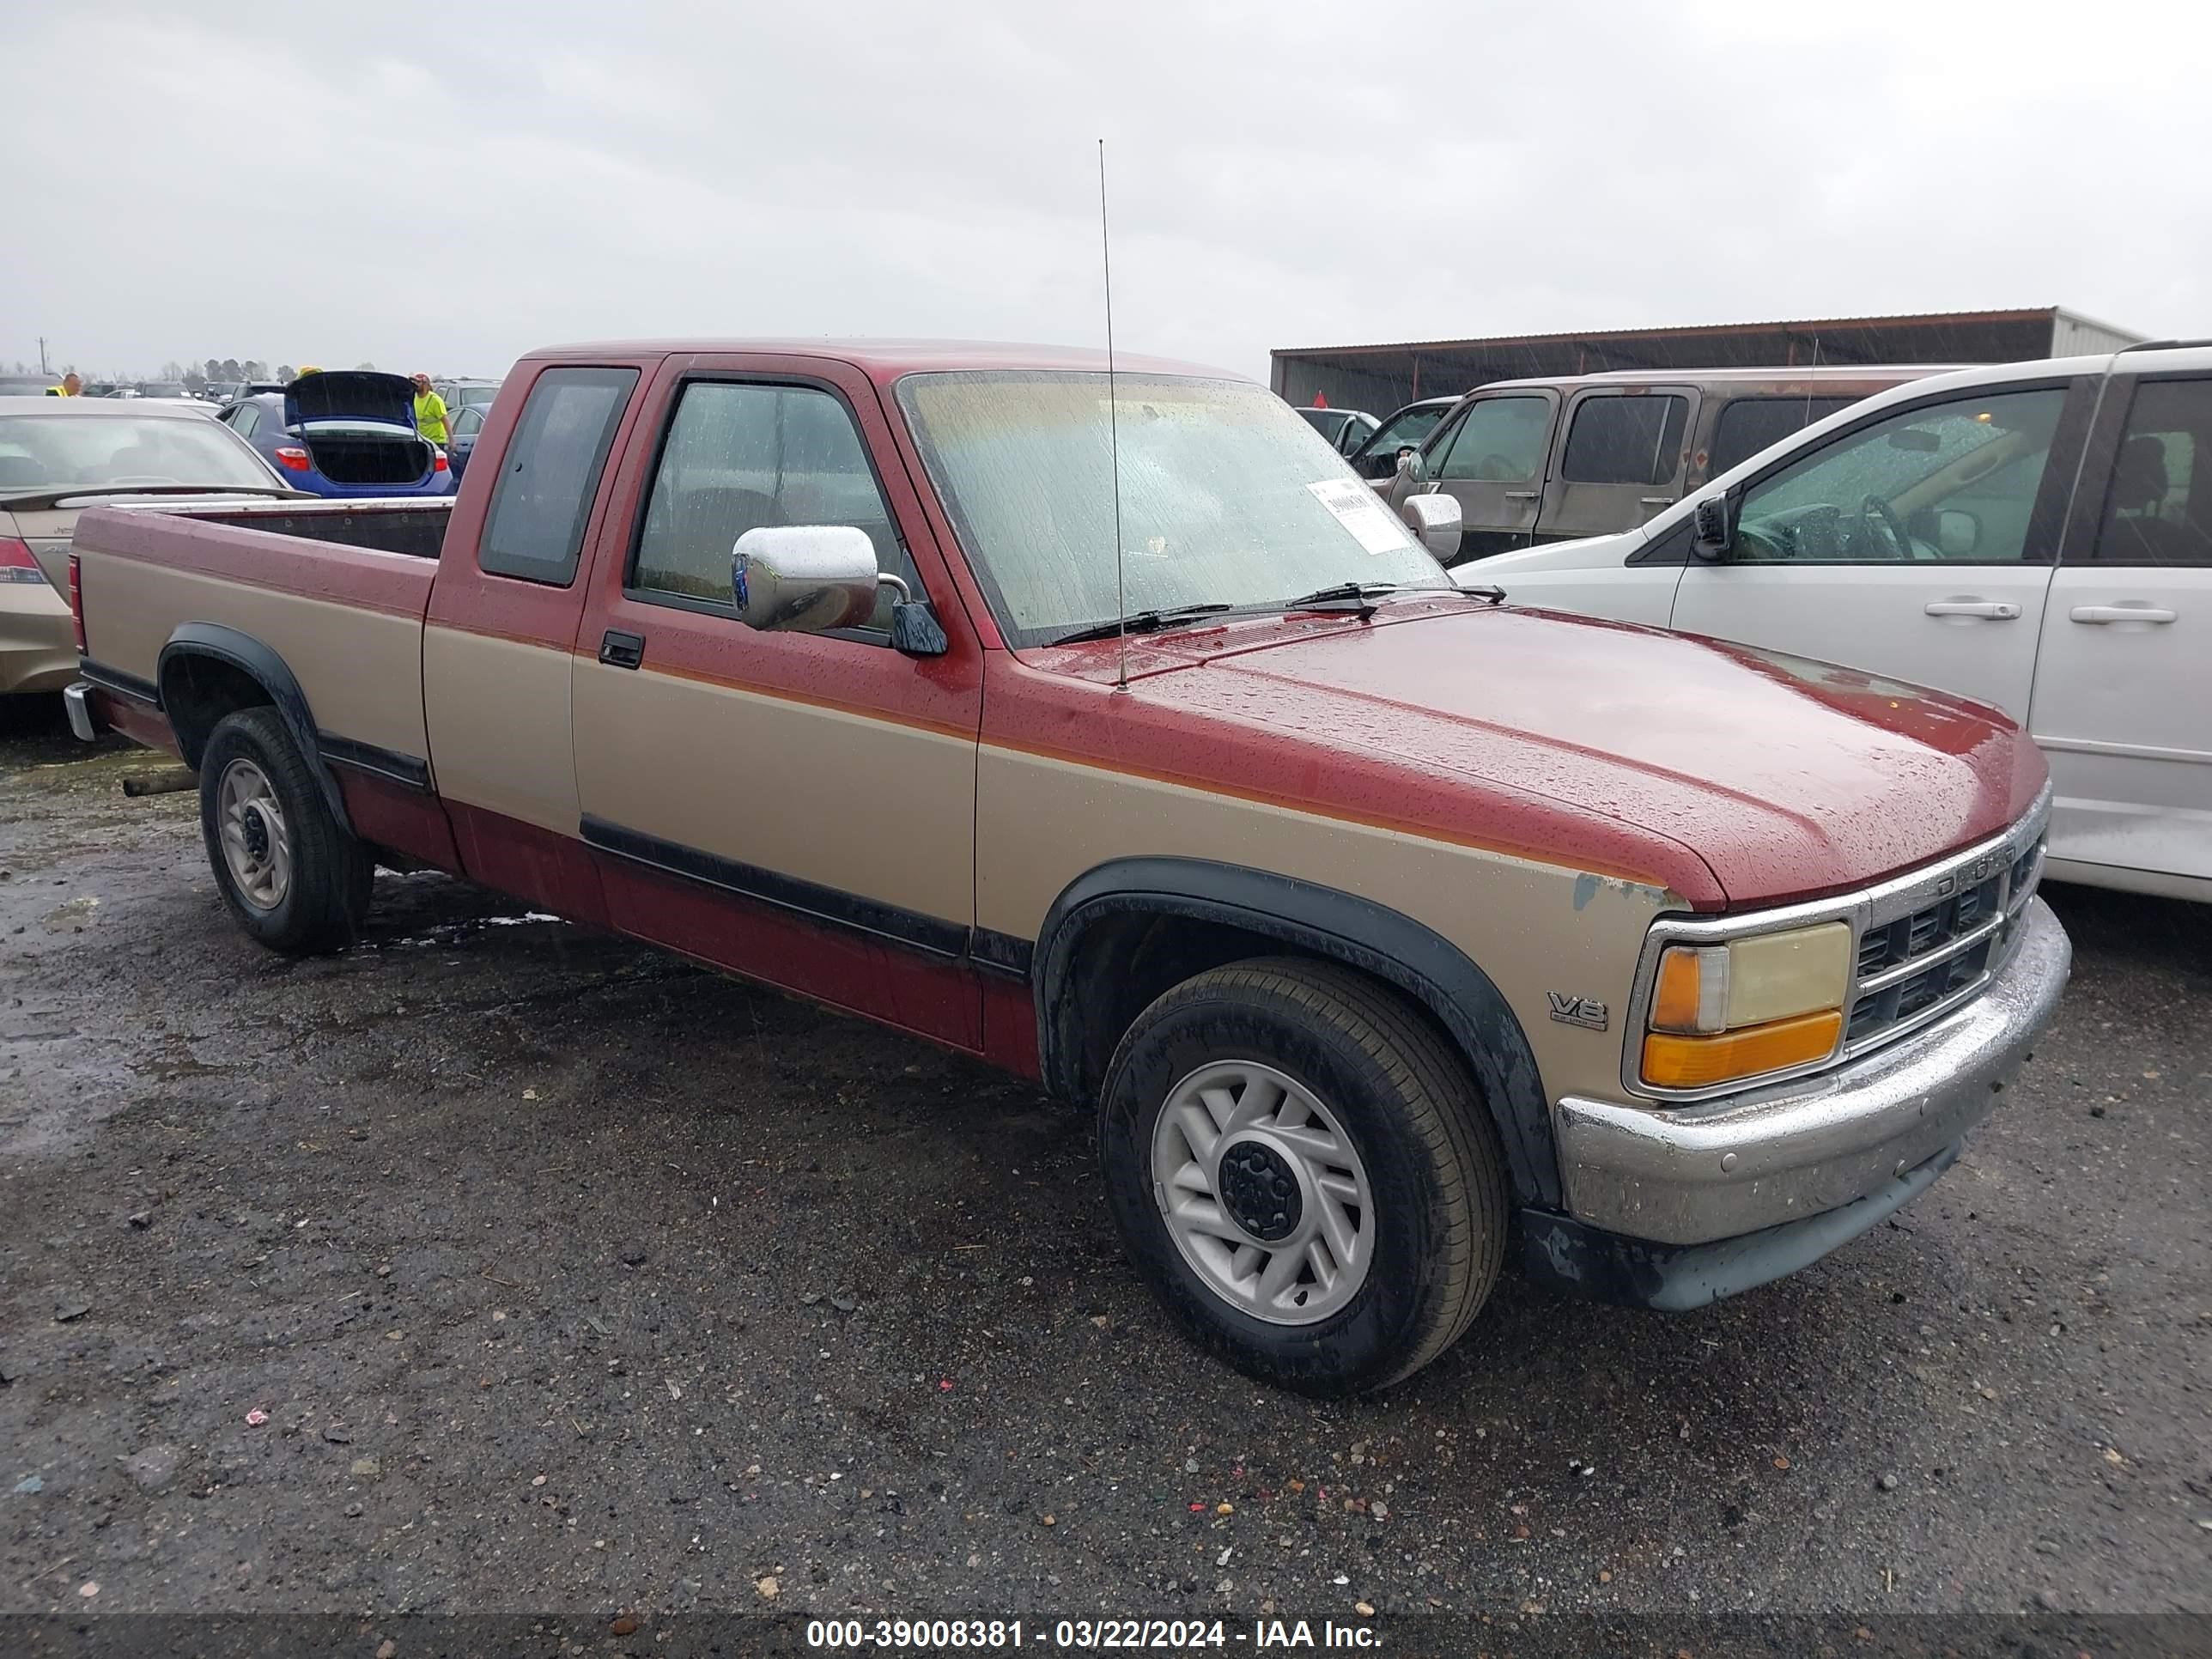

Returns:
8,356,319,386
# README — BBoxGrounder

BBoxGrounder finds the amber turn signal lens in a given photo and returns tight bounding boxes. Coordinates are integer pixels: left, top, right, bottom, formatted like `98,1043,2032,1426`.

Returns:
1650,945,1724,1033
1640,1010,1844,1090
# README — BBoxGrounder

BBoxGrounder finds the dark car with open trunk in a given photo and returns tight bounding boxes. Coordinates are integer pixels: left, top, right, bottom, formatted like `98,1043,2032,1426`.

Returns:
218,371,455,499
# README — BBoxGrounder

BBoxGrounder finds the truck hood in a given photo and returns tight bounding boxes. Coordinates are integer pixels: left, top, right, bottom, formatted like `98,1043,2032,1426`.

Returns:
286,371,416,430
1047,603,2046,909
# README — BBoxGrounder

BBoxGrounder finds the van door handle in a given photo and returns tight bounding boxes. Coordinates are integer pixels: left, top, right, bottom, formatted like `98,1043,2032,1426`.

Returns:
598,629,645,668
2069,604,2177,624
1638,495,1671,507
1504,489,1540,501
1924,599,2021,620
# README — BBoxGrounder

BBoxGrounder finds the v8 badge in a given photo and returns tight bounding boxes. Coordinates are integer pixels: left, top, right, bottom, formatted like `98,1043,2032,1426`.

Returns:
1547,992,1608,1032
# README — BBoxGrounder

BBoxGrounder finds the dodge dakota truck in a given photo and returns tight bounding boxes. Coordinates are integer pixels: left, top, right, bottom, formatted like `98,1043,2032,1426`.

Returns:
62,339,2070,1395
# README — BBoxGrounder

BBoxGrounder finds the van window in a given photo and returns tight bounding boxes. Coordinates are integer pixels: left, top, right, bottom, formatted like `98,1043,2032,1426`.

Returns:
1436,396,1551,482
478,367,639,586
2089,378,2212,567
1734,387,2066,563
1710,396,1859,477
1561,394,1688,486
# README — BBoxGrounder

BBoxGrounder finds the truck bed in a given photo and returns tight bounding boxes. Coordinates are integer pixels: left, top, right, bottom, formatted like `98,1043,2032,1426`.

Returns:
70,498,446,775
172,497,451,559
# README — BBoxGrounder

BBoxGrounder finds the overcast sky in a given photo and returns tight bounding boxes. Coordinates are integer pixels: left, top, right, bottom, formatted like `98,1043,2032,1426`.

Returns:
7,0,2206,382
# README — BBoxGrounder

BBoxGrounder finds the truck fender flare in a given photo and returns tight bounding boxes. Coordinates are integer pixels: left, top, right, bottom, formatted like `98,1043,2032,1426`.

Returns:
1032,856,1560,1209
156,623,356,836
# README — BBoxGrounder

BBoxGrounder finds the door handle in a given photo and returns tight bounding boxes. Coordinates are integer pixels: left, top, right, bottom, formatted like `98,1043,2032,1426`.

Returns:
598,629,645,669
1923,600,2021,620
1504,489,1540,501
2069,604,2177,624
1638,495,1671,507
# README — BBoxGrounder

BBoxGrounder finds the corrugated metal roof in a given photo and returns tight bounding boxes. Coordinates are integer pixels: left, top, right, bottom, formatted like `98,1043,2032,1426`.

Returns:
1271,307,2069,362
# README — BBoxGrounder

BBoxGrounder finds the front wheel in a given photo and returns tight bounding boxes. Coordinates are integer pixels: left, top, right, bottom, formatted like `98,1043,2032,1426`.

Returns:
198,707,373,954
1099,958,1508,1395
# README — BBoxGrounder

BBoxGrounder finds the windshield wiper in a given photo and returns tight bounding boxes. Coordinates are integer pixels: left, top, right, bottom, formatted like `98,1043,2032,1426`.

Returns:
1279,580,1407,610
1048,604,1235,646
1276,579,1509,617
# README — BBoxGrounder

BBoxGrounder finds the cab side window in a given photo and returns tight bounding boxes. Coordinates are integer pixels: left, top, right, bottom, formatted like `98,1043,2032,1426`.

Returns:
1732,387,2067,564
629,381,919,635
1436,396,1551,482
2089,379,2212,567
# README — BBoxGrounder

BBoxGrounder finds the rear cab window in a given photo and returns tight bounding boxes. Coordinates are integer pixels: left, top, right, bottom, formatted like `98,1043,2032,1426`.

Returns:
478,367,641,586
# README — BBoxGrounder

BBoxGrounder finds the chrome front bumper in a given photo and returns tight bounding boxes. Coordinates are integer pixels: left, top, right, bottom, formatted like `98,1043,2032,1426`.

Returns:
63,679,99,742
1553,897,2070,1246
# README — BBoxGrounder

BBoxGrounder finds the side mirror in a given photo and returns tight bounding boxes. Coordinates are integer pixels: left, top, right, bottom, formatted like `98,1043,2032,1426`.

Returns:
1382,444,1428,506
732,526,882,633
1935,508,1980,556
1401,492,1462,559
1692,495,1733,560
730,526,946,654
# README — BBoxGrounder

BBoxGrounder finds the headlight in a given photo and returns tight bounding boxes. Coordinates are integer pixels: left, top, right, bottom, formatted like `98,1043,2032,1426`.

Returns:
1640,921,1850,1090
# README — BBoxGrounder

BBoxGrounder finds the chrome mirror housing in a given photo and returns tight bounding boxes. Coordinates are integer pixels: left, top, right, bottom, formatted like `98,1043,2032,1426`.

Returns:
1400,491,1462,559
731,526,884,635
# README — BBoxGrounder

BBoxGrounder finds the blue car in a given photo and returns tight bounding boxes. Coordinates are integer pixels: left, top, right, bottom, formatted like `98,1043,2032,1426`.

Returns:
446,400,486,481
218,372,455,499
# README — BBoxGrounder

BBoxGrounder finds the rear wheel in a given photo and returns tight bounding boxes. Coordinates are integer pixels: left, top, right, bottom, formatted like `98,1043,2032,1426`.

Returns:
1099,957,1508,1395
198,707,372,954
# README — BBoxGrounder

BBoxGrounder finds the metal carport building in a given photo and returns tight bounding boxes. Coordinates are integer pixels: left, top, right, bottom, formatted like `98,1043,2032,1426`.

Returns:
1270,307,2143,415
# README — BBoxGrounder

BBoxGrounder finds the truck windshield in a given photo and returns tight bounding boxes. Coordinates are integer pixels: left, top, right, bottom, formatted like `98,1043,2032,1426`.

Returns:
0,413,281,495
896,371,1450,649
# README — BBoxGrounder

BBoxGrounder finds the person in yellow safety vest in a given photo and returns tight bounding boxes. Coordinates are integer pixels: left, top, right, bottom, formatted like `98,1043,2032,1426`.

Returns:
45,373,82,397
410,374,449,447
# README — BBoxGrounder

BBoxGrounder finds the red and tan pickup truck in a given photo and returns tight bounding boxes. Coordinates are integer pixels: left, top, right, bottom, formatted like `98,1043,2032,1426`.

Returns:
61,339,2069,1394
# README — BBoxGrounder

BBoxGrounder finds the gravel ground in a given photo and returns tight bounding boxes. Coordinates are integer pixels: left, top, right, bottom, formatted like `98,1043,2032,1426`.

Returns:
2,708,2207,1640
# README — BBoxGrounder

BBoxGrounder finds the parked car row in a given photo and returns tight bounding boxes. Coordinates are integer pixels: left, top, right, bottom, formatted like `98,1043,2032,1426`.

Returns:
1302,366,1946,561
1454,343,2212,903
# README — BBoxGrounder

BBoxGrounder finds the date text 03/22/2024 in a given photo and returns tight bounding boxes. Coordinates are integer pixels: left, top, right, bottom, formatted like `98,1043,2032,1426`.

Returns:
804,1618,1382,1650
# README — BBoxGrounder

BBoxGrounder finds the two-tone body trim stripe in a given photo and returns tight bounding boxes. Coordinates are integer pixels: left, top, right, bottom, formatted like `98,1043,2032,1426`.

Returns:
78,659,159,704
317,732,433,792
581,814,973,961
970,928,1036,981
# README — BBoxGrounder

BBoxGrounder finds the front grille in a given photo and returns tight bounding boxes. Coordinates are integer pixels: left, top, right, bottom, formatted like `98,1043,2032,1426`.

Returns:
1628,791,2051,1101
1841,830,2044,1059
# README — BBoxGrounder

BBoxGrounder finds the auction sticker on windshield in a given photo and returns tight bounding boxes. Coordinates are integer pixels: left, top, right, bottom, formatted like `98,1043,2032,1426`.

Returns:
1306,477,1415,556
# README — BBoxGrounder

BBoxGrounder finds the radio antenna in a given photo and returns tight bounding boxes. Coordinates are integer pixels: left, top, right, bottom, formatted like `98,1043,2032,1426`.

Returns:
1099,137,1128,691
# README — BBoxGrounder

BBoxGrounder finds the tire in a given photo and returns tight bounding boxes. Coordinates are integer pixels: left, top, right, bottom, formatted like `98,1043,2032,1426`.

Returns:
198,707,373,955
1099,957,1509,1395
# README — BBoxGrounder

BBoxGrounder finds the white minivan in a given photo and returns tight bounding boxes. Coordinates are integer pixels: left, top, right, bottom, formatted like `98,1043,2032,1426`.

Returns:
1453,343,2212,902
